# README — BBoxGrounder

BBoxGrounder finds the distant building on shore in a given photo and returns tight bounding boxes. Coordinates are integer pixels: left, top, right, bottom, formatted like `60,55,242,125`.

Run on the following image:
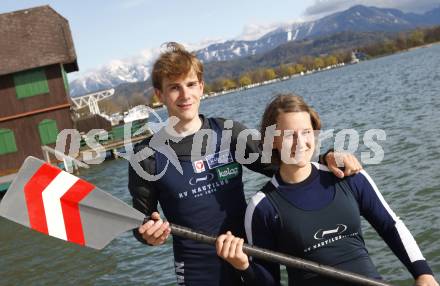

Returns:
0,5,78,175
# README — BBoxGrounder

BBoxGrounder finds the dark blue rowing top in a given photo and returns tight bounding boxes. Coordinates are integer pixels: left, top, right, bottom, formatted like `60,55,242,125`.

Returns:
153,118,246,286
243,163,432,285
264,175,380,285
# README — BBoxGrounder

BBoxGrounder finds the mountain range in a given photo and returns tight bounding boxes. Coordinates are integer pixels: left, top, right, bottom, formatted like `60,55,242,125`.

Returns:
69,5,440,97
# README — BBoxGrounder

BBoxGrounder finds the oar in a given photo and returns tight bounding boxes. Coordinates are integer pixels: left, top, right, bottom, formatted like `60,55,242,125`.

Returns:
0,156,393,286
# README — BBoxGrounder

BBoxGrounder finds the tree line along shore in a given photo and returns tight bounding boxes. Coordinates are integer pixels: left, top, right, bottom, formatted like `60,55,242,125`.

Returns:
148,25,440,107
94,25,440,113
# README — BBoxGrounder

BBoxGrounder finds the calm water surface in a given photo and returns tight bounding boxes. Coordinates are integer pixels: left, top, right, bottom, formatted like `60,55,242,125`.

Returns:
1,44,439,285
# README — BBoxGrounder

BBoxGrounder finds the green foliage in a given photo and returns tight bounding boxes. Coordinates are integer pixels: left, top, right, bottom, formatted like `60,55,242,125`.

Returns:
130,92,149,106
150,93,160,105
263,68,276,81
204,83,213,94
239,74,252,86
210,78,237,92
298,56,315,70
408,30,425,47
359,26,439,58
223,79,237,90
324,55,338,66
333,50,352,63
383,40,398,53
294,64,305,73
313,57,325,69
98,98,121,114
250,69,265,83
211,79,224,92
424,26,440,43
395,33,408,50
279,64,297,77
200,25,440,96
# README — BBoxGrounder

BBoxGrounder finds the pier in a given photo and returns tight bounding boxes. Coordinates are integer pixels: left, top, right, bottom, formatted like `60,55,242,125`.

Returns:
0,125,152,195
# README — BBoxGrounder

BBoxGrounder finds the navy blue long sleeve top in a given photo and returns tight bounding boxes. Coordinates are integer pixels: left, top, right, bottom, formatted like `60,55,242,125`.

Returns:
242,162,432,285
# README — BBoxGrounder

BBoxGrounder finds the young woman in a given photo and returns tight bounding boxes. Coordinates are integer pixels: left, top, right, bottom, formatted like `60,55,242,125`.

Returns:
216,94,438,286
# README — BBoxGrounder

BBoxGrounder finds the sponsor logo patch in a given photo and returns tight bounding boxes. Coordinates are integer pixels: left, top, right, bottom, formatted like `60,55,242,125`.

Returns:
193,160,205,173
216,163,240,180
189,173,215,186
313,224,347,240
206,150,233,169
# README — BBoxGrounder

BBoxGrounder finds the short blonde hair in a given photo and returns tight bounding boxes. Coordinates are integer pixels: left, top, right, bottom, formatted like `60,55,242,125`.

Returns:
152,42,203,90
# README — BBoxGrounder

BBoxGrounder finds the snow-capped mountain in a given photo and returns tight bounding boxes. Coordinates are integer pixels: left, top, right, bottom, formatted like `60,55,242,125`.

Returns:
68,44,165,98
69,59,151,97
194,22,314,63
196,5,440,63
69,5,440,97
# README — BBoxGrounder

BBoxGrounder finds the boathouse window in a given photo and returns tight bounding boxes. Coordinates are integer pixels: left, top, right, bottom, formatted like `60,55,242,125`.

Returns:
13,68,49,99
0,129,18,155
38,119,59,145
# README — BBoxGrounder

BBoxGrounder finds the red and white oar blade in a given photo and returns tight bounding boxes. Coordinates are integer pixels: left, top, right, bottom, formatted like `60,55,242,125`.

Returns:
0,156,144,250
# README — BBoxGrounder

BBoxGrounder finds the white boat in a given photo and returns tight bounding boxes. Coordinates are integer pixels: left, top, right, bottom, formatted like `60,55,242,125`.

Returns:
351,51,360,64
109,113,124,126
123,105,149,123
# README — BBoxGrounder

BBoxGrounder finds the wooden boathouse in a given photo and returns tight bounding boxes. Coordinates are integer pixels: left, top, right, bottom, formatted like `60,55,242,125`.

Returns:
0,5,78,179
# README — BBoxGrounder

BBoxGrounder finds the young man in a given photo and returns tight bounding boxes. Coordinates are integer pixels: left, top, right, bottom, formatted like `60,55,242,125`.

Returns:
128,42,362,286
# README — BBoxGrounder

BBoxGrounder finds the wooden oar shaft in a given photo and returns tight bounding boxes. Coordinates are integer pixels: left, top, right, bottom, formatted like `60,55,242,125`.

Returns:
169,223,393,286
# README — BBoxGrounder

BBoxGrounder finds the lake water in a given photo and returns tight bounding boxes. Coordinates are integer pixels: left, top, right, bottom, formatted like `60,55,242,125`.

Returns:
1,44,439,285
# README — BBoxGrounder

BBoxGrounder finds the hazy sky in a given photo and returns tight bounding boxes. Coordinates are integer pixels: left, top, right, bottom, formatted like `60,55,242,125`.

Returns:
1,0,438,78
